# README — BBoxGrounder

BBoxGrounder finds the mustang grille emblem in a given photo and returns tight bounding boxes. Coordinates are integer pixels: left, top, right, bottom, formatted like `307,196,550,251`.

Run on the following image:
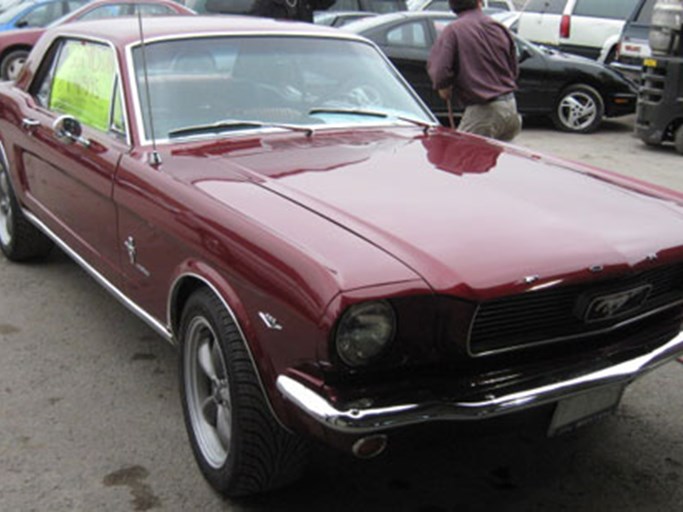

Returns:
583,285,652,323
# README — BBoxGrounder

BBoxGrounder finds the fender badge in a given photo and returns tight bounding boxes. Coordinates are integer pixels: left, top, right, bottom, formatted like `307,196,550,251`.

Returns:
258,312,283,331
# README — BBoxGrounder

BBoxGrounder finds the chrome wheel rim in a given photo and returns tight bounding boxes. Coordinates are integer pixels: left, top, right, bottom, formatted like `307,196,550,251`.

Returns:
184,316,232,469
557,91,598,131
0,167,14,248
6,55,27,82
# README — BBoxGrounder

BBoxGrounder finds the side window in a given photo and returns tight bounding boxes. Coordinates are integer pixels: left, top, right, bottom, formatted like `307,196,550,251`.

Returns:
78,5,126,21
523,0,567,15
39,39,120,135
573,0,640,20
110,78,126,136
386,21,428,47
135,3,178,16
17,2,61,27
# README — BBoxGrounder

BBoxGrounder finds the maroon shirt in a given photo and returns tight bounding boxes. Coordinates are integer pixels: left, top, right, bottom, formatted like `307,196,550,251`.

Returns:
427,9,518,109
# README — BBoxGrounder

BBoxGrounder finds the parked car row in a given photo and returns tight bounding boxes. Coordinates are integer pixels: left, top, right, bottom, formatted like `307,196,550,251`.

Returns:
0,0,193,80
342,11,638,133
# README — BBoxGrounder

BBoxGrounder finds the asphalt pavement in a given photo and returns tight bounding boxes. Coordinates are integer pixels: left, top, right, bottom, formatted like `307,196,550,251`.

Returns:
2,115,683,511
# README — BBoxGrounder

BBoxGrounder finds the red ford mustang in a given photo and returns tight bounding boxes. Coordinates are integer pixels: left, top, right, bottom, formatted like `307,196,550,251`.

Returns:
0,0,194,81
1,16,683,497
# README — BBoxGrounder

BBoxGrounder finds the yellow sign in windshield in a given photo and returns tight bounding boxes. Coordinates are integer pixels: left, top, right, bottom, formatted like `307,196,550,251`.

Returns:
50,41,115,132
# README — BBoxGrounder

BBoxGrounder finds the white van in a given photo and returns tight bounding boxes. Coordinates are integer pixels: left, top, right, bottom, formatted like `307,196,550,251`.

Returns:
517,0,641,62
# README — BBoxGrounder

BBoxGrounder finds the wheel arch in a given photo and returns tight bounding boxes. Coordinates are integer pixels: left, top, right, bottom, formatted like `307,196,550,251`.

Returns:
167,264,292,430
0,44,32,62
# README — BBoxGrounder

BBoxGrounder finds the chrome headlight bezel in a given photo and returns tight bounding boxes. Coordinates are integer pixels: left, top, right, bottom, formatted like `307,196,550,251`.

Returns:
334,300,396,368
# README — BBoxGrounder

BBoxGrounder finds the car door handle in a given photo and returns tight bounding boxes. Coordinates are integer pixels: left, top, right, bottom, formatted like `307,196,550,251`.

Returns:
21,118,40,131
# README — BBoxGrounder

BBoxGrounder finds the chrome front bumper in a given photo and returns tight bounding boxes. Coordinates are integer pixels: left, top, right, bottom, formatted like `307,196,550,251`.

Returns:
277,330,683,434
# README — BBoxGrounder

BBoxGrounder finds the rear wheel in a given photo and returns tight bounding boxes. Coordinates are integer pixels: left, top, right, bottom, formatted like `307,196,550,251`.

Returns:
0,49,29,81
552,84,604,134
179,288,308,497
0,161,53,261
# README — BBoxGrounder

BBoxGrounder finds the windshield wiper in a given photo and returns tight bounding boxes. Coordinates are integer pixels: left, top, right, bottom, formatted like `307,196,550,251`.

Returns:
309,108,433,132
309,107,390,118
168,119,313,139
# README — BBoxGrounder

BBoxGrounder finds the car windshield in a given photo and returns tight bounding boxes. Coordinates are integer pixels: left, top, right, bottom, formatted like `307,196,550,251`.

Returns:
132,35,433,141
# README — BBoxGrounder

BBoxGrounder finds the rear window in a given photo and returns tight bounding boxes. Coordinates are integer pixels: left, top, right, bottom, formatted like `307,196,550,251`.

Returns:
523,0,567,15
573,0,639,20
634,0,655,24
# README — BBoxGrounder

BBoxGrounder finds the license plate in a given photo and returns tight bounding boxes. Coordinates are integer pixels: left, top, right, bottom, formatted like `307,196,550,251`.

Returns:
548,383,624,437
643,58,658,68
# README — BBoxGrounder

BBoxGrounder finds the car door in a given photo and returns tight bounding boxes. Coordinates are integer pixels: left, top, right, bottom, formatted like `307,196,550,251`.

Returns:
372,19,436,112
513,37,553,114
12,36,128,285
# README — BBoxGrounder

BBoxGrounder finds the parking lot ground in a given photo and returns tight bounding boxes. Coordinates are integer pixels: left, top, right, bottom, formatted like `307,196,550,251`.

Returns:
2,117,683,511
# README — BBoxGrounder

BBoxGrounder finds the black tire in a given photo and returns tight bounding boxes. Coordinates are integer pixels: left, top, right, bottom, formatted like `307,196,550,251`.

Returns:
0,49,30,81
178,288,308,497
675,125,683,155
551,84,605,134
0,160,53,261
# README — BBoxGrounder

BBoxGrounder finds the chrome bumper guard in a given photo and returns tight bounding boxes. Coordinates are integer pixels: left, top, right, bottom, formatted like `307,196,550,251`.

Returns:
277,330,683,434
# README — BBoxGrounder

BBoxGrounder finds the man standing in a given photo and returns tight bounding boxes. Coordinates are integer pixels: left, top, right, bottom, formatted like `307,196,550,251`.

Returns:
427,0,521,141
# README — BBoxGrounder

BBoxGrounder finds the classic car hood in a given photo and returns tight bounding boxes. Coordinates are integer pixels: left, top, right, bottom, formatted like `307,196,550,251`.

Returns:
175,127,683,301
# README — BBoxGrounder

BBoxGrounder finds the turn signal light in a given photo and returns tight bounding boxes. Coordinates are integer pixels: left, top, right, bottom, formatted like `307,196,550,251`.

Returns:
560,14,571,39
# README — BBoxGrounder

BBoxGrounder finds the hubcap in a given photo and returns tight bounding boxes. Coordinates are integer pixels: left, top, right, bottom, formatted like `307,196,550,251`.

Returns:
558,92,597,131
0,168,14,247
184,316,232,469
6,56,27,82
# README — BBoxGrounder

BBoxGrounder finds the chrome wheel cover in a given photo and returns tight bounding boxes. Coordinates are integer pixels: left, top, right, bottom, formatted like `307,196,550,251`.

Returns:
557,91,598,131
6,55,27,82
184,316,232,469
0,167,14,248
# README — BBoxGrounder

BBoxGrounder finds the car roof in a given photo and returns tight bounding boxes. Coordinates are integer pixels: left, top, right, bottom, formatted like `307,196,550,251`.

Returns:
51,14,362,45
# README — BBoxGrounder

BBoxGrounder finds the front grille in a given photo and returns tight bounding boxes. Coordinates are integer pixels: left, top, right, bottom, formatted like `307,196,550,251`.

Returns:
468,264,683,356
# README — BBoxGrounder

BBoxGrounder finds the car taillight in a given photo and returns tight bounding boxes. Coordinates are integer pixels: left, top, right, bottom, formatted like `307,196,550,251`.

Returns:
560,14,570,39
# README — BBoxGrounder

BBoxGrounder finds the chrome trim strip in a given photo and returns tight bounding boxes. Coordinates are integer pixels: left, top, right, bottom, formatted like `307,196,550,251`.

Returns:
22,209,172,342
167,272,290,431
467,297,683,358
277,330,683,434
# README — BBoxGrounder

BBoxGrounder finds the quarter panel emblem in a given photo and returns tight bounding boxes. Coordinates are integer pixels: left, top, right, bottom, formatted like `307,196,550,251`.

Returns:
582,285,652,323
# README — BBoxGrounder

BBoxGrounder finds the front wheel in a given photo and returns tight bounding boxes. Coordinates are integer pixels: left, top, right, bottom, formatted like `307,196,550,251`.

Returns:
551,84,604,134
0,161,53,261
179,288,308,497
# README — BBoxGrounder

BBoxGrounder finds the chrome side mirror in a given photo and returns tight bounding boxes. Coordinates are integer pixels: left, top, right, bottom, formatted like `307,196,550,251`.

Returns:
52,115,90,147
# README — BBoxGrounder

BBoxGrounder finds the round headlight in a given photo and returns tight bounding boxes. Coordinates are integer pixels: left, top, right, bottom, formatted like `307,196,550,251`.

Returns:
335,301,396,367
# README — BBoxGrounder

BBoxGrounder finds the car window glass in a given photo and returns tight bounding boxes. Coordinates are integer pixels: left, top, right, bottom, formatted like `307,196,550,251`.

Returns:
635,0,655,23
48,39,117,133
78,4,127,20
425,0,449,11
31,40,63,108
573,0,639,20
135,3,177,15
488,1,510,10
18,2,62,27
386,21,428,47
133,36,432,140
523,0,566,14
110,78,126,137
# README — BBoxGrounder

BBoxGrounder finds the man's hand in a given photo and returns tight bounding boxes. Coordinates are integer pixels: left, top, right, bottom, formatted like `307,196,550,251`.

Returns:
438,87,452,101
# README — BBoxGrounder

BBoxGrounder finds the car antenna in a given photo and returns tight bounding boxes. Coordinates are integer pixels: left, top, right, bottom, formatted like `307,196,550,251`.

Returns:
136,9,161,167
